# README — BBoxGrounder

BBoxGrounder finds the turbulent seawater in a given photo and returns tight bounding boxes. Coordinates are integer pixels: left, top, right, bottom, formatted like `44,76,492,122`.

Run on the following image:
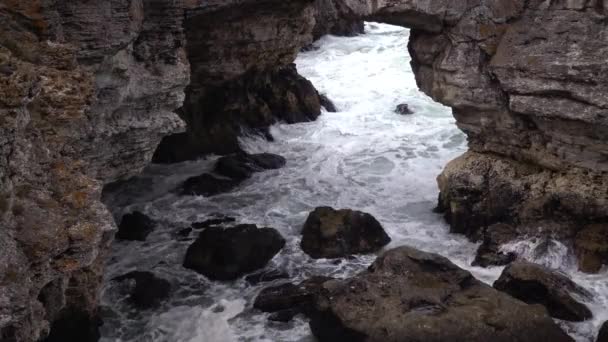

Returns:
100,23,608,342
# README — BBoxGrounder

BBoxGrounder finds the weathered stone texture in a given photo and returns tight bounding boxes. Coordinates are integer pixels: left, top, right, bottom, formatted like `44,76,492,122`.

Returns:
0,1,188,340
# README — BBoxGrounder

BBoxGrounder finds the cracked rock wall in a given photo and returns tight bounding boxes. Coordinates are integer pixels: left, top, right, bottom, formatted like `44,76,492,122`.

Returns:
0,1,189,340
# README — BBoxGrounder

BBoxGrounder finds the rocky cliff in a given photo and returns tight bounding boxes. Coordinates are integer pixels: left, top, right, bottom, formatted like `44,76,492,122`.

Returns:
152,0,325,163
1,0,607,341
380,0,608,271
0,1,188,340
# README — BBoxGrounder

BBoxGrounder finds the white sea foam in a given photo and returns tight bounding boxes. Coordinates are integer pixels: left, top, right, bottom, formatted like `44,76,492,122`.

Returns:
100,23,606,342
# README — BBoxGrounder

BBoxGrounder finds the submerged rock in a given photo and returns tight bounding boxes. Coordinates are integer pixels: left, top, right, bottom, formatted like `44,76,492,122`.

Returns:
254,276,333,320
301,207,391,259
215,152,286,181
115,212,156,241
574,224,608,273
179,173,241,197
183,224,285,280
309,246,572,342
493,261,592,322
395,103,413,115
113,271,171,310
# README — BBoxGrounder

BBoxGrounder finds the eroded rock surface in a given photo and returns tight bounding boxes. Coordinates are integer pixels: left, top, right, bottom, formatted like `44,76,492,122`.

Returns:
388,0,608,271
0,1,188,341
436,152,607,271
309,246,572,342
153,1,324,162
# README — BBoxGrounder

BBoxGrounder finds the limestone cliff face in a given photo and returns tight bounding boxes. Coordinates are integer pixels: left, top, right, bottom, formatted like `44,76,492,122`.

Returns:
0,1,188,341
153,0,324,163
2,0,608,341
364,0,608,271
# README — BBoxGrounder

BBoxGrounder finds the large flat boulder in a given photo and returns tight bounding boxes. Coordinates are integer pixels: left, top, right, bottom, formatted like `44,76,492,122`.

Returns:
309,246,573,342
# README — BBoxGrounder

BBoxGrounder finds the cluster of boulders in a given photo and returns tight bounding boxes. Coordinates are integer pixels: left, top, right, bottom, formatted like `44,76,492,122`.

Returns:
113,203,394,317
252,246,604,341
115,199,604,341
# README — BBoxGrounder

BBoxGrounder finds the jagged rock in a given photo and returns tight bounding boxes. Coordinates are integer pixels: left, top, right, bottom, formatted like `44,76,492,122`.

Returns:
215,153,286,181
0,1,189,339
156,0,324,161
183,224,285,280
191,216,236,229
437,152,604,243
574,224,608,273
301,207,391,259
309,246,573,342
245,269,290,285
598,321,608,342
254,276,333,319
113,271,171,310
494,261,592,322
180,173,241,197
319,94,338,112
115,212,156,241
395,103,413,115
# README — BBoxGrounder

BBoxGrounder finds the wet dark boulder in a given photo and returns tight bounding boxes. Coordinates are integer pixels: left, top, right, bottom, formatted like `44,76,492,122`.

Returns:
115,211,156,241
183,224,285,280
254,276,333,319
300,207,391,259
245,269,290,285
319,94,337,112
113,271,171,310
215,152,286,181
598,321,608,342
179,173,241,197
309,246,573,342
493,261,592,322
395,103,414,115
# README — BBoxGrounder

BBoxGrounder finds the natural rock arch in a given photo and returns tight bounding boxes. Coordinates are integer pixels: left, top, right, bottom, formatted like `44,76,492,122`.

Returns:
1,1,607,341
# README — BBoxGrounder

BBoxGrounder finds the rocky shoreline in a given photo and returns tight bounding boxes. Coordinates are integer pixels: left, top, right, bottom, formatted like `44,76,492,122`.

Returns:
1,0,607,341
